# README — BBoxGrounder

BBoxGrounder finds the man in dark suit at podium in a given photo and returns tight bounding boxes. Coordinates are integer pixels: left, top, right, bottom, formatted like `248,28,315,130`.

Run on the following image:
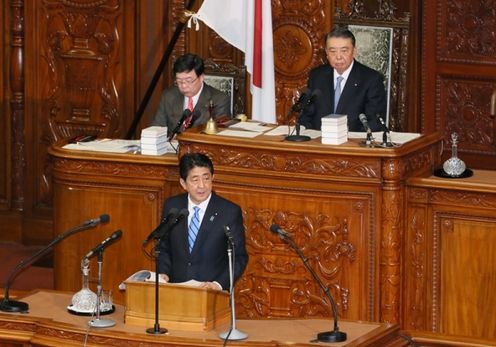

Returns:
157,153,248,291
299,27,387,132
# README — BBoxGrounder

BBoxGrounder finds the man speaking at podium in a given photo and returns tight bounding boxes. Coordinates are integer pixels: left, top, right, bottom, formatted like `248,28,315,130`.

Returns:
157,153,248,290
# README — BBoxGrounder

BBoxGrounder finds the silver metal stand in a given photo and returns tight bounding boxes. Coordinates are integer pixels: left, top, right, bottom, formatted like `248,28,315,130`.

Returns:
88,250,115,328
219,246,247,340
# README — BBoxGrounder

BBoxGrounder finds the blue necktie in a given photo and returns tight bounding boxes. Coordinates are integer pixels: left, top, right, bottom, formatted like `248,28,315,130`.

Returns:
188,206,200,253
334,76,343,113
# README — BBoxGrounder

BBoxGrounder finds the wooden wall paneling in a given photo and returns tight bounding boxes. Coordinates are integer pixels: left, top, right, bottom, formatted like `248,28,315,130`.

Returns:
213,180,379,322
49,147,181,304
422,0,496,170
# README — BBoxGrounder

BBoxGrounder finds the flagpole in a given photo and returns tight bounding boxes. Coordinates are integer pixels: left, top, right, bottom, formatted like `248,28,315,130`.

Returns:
125,0,198,139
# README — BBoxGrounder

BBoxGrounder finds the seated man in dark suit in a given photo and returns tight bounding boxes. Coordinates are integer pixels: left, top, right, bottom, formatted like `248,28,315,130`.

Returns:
151,53,231,137
157,153,248,291
299,27,387,132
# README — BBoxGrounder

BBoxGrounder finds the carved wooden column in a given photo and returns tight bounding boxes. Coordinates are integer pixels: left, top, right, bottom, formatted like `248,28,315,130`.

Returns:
10,0,25,210
379,158,404,324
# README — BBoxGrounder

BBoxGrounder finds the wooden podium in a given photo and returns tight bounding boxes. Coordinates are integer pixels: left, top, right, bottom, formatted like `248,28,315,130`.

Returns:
124,281,230,331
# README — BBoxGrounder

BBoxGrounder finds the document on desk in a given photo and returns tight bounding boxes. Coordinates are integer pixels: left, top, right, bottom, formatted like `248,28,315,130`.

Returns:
348,131,421,144
63,139,141,153
264,125,321,139
228,121,275,133
217,129,262,138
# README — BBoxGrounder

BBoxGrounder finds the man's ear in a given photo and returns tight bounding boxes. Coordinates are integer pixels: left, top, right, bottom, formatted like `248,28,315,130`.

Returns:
179,178,187,190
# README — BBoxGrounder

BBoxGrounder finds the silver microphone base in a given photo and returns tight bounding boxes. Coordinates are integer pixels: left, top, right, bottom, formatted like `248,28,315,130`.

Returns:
219,328,248,340
88,318,116,328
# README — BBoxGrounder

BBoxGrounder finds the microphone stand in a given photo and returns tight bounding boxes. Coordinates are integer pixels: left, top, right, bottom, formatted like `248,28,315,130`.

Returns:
88,250,115,328
219,239,247,340
0,220,102,313
146,240,167,335
279,234,346,343
285,108,311,142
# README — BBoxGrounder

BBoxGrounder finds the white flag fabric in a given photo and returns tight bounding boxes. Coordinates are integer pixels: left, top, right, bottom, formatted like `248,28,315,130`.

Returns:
197,0,276,123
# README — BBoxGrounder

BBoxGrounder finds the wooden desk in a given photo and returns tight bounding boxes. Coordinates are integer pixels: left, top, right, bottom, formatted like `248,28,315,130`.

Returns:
49,131,442,325
0,290,407,347
405,170,496,340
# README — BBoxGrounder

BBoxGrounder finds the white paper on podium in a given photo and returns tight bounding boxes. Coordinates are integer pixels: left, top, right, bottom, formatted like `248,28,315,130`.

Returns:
118,270,202,290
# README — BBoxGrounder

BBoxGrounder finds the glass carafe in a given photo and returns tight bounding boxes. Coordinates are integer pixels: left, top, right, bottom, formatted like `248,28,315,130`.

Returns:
71,258,97,312
443,132,466,177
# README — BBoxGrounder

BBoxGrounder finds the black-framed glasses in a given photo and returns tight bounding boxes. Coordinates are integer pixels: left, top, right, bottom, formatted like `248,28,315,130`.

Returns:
174,76,199,86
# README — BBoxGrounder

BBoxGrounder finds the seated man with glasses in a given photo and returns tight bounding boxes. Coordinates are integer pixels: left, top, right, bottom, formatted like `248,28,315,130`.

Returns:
151,53,231,136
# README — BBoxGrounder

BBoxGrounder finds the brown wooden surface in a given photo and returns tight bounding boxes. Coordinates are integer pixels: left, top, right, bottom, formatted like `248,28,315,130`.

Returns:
49,131,442,327
405,170,496,340
48,144,182,304
124,281,230,331
177,128,443,326
0,290,407,347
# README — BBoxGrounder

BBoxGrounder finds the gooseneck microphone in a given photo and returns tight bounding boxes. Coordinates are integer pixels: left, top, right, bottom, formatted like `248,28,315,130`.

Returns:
168,109,192,141
0,214,110,313
286,88,321,142
269,224,347,343
84,230,123,259
143,208,179,245
376,114,394,147
358,113,373,146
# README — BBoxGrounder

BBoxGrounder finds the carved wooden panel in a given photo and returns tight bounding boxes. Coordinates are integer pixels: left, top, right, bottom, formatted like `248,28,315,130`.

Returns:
0,1,7,209
422,0,496,169
215,173,376,322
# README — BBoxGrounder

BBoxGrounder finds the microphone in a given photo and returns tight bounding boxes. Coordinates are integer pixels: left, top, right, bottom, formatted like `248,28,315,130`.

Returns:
168,109,192,141
376,114,393,146
269,224,291,238
376,114,391,133
290,88,311,113
0,214,110,313
268,224,347,343
184,109,201,130
359,113,373,146
142,208,179,245
223,225,235,247
84,229,123,259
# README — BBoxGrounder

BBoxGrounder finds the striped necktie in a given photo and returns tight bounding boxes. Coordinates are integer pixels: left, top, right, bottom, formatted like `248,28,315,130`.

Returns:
188,206,200,253
334,76,343,113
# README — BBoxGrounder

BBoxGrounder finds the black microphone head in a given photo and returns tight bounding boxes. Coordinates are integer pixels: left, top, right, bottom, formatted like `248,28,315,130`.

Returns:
167,207,179,217
99,214,110,224
311,89,322,98
181,108,192,119
270,224,280,234
176,208,189,221
111,229,123,240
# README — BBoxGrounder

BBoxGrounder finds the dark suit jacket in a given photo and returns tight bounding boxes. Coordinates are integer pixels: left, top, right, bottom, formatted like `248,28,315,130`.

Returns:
151,83,231,136
157,192,248,290
299,60,387,132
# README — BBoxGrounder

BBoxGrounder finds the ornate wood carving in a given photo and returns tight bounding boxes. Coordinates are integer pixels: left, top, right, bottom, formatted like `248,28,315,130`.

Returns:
183,144,382,179
437,76,496,157
10,0,25,210
405,205,427,330
42,0,121,140
438,0,496,64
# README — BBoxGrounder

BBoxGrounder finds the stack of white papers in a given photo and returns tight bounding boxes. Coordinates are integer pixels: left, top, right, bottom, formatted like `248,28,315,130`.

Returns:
141,126,168,155
321,114,348,145
63,139,140,153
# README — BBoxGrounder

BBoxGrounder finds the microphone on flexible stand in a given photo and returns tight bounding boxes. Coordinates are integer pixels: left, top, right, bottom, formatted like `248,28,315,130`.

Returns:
219,225,247,341
286,89,321,142
146,208,189,335
168,109,192,141
269,224,347,343
87,229,122,329
376,114,394,147
142,208,179,246
358,113,374,147
0,214,110,313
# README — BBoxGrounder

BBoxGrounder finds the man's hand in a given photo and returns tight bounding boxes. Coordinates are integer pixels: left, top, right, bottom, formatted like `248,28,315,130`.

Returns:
159,273,169,283
199,281,222,290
